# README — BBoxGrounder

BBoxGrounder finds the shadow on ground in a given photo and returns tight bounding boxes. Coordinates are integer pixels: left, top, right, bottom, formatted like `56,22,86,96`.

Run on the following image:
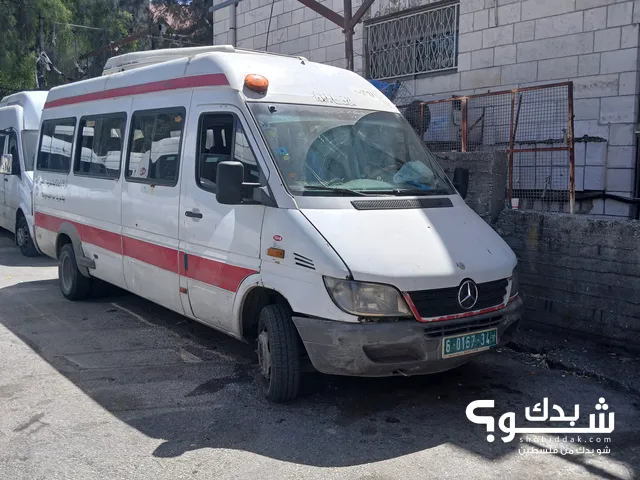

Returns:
1,276,638,476
0,229,56,267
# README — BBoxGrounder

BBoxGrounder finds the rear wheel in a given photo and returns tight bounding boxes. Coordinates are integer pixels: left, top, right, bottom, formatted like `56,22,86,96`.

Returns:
257,304,301,402
16,215,38,257
58,244,92,300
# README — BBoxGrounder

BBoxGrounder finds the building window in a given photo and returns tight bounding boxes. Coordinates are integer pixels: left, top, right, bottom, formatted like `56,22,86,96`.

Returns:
365,2,460,80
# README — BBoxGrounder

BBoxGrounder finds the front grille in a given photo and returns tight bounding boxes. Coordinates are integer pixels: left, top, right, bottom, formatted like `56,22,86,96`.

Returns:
423,315,503,339
409,279,508,318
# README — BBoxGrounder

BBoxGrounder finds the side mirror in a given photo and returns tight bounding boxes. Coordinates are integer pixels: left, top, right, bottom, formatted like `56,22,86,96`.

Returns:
453,167,470,200
216,161,261,205
0,154,12,175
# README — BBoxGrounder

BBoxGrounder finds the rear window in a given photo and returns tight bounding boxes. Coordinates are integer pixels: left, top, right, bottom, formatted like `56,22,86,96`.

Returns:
37,118,76,173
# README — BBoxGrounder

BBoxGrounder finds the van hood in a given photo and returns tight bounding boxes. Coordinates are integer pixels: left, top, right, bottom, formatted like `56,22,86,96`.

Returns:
301,201,516,292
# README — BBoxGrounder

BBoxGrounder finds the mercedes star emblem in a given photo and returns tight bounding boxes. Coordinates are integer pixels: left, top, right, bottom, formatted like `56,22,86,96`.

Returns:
458,280,479,310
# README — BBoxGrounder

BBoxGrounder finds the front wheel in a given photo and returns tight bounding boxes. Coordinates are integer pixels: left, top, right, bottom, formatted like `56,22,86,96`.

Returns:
59,244,93,300
16,216,38,257
257,304,301,402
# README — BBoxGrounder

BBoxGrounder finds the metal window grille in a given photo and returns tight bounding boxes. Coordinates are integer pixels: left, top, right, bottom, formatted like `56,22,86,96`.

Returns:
365,3,459,80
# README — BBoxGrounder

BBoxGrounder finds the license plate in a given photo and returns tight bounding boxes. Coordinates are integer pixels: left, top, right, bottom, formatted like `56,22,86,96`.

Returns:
442,328,498,358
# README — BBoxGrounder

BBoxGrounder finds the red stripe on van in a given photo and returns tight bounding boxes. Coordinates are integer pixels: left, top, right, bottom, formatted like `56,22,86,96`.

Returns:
123,236,179,274
34,212,256,292
34,211,122,254
179,252,255,293
44,73,230,109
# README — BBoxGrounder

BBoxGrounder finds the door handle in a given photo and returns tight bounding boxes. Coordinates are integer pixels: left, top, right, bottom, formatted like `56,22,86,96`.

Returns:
3,178,7,182
185,210,203,219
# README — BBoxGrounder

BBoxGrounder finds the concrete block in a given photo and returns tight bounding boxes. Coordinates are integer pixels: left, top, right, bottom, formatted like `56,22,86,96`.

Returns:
607,146,636,167
287,24,300,41
575,142,586,166
494,44,517,65
496,3,522,25
584,166,605,189
607,2,634,27
254,34,267,50
461,0,485,14
604,198,632,217
538,56,579,81
517,33,594,62
601,48,638,74
514,20,535,43
575,120,610,140
459,31,484,52
600,96,637,123
578,0,622,9
308,34,319,50
574,99,601,120
535,12,584,40
609,123,636,146
255,19,269,35
236,37,254,49
309,47,326,63
472,48,495,69
458,52,472,71
606,168,635,191
276,12,292,29
501,61,537,84
272,0,284,16
483,24,514,47
415,73,461,95
522,0,575,21
268,28,287,45
578,53,601,76
292,8,304,25
461,67,502,89
635,0,640,23
573,74,619,98
584,7,607,32
621,24,640,48
304,6,319,21
619,71,639,95
474,9,489,31
237,23,256,41
319,28,343,47
460,13,474,34
326,43,344,62
594,27,621,52
311,18,325,34
299,20,313,37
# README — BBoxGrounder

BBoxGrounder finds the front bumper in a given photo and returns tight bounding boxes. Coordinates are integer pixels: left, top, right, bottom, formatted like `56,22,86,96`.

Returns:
293,296,523,377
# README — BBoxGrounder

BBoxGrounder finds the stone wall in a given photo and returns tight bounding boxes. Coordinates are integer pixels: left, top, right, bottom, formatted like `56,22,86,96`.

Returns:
214,0,640,218
438,151,508,223
495,210,640,349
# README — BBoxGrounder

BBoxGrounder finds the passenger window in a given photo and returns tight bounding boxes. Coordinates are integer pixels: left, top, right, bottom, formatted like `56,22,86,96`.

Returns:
196,113,260,192
8,133,20,177
37,118,76,172
126,108,185,185
74,114,126,179
0,135,6,156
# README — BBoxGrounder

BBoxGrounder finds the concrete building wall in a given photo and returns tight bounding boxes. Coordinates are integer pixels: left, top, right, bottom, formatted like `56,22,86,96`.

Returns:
213,0,640,217
496,210,640,350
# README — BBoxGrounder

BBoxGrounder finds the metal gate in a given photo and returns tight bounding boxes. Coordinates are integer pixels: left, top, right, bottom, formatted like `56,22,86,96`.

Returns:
401,82,576,213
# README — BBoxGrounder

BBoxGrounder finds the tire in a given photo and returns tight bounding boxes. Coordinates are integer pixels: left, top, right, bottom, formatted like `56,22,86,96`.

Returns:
257,304,301,402
16,215,38,257
58,244,92,301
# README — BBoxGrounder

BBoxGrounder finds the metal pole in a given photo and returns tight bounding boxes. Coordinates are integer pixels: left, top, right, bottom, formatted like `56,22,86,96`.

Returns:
508,92,516,205
568,82,576,214
230,0,237,47
344,0,353,71
461,97,468,152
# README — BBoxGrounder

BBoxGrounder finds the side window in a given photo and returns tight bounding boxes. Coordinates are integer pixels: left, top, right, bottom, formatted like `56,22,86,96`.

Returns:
8,133,20,177
125,108,185,185
0,135,6,156
196,113,260,192
37,118,76,173
74,113,126,179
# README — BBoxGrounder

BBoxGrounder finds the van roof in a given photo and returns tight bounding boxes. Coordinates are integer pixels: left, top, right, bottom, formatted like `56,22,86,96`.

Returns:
44,46,397,113
0,90,48,130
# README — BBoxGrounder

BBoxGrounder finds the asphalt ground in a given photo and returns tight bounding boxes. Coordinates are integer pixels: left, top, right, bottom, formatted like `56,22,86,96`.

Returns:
1,228,638,480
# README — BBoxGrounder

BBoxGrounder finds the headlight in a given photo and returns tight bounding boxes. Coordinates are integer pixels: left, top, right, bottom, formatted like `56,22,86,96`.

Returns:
323,277,412,317
510,267,519,298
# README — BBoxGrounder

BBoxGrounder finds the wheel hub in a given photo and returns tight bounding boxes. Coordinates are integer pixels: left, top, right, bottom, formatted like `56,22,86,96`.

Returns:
257,330,272,380
17,225,28,247
60,254,73,293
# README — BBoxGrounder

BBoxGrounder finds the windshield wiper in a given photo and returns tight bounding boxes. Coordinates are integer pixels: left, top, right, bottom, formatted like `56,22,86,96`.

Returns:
297,185,372,196
360,188,451,196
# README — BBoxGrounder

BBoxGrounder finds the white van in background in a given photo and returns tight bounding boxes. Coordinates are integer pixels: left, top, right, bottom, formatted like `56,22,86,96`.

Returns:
0,91,47,256
32,46,522,402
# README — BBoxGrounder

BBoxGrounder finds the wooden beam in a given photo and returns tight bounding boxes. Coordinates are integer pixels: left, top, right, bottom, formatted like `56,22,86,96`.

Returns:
296,0,344,28
350,0,375,27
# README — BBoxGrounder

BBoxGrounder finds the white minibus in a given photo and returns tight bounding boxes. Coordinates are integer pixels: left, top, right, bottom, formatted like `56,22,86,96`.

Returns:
0,91,47,256
33,46,522,401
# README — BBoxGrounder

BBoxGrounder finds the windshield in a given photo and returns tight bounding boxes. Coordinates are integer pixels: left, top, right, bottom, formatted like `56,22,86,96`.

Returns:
22,130,39,171
249,103,455,196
